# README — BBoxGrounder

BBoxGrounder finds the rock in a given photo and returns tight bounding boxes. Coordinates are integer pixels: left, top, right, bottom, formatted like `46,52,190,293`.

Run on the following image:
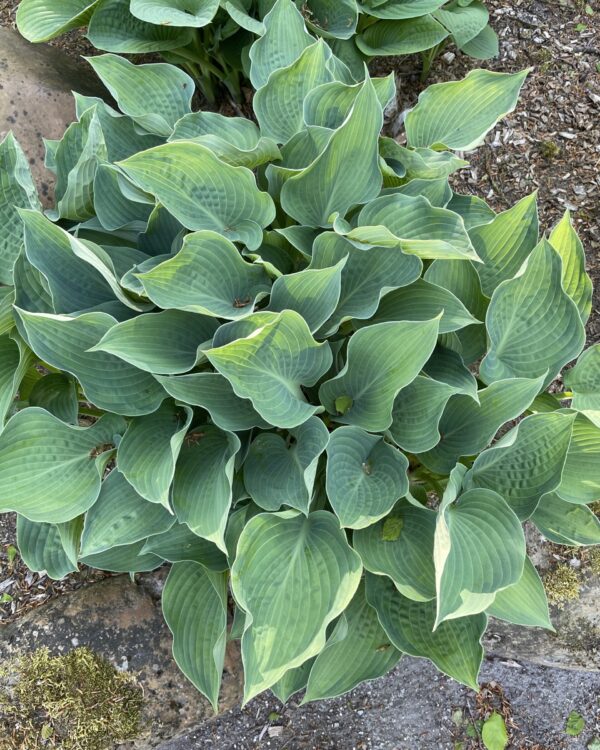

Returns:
0,28,104,208
0,575,244,747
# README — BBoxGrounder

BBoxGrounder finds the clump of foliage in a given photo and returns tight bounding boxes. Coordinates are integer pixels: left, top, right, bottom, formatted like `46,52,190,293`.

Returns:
15,0,498,101
1,0,599,709
0,647,143,749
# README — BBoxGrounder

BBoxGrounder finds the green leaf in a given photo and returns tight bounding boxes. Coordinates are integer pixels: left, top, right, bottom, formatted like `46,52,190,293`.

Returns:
244,417,329,513
28,373,78,424
162,562,228,711
486,557,553,630
0,408,125,523
564,345,600,428
531,492,600,546
88,0,194,52
119,143,275,250
349,193,479,261
141,523,227,570
357,15,449,56
549,210,593,324
303,581,401,703
459,23,499,59
434,1,489,49
92,163,153,231
325,426,409,529
304,0,358,39
280,76,383,228
365,573,485,690
310,232,422,335
469,192,539,297
405,69,529,150
17,516,79,580
254,40,334,144
447,192,495,231
90,309,218,374
155,373,269,432
172,425,240,552
80,470,174,556
423,345,479,399
481,712,508,750
16,0,98,41
557,414,600,504
16,309,167,416
304,75,396,129
465,412,576,519
0,334,34,429
87,54,193,136
353,499,437,601
231,510,362,702
434,488,525,625
118,400,192,508
358,0,447,19
0,133,40,285
205,311,332,429
271,660,314,703
319,318,440,432
480,241,585,389
130,0,219,26
363,279,480,333
565,711,585,738
79,539,162,572
417,376,544,475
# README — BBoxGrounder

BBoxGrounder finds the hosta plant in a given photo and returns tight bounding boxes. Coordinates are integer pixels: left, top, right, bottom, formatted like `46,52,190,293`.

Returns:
1,18,599,709
16,0,497,101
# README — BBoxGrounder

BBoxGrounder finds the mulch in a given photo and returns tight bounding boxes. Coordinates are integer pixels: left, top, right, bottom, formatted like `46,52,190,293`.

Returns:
0,0,599,622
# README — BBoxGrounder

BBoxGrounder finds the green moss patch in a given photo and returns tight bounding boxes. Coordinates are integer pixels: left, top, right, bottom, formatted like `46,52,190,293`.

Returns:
0,646,143,749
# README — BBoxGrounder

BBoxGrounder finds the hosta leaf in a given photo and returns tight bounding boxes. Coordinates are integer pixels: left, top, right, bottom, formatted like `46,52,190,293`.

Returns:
79,539,162,572
304,0,358,39
0,133,40,285
280,76,383,228
268,260,345,333
205,311,332,429
310,233,421,335
162,562,228,711
271,660,314,703
118,400,192,508
557,414,600,504
80,470,174,556
357,15,449,56
365,573,485,690
0,408,125,523
13,255,54,315
418,376,544,475
469,192,539,297
434,488,525,625
423,345,478,400
90,310,218,374
389,376,457,454
304,75,396,129
379,140,468,182
0,334,34,429
249,0,312,88
16,310,167,416
531,492,600,546
254,40,334,143
564,345,600,428
88,0,194,52
486,558,553,630
433,0,488,48
16,0,98,42
325,426,409,529
549,210,592,324
319,318,440,432
350,194,479,261
130,0,220,26
141,523,228,570
93,164,153,231
0,289,15,337
480,241,585,389
357,0,446,20
244,417,329,513
364,279,479,333
231,510,362,702
447,193,495,231
87,54,193,136
28,373,78,425
119,143,275,250
459,23,498,59
405,69,529,150
17,516,79,580
465,412,576,519
155,373,269,431
353,499,436,601
303,581,401,703
172,425,240,552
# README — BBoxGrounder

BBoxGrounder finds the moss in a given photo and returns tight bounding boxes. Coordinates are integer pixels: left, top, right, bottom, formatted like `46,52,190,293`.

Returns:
539,140,561,159
0,646,143,750
543,564,581,609
586,547,600,577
